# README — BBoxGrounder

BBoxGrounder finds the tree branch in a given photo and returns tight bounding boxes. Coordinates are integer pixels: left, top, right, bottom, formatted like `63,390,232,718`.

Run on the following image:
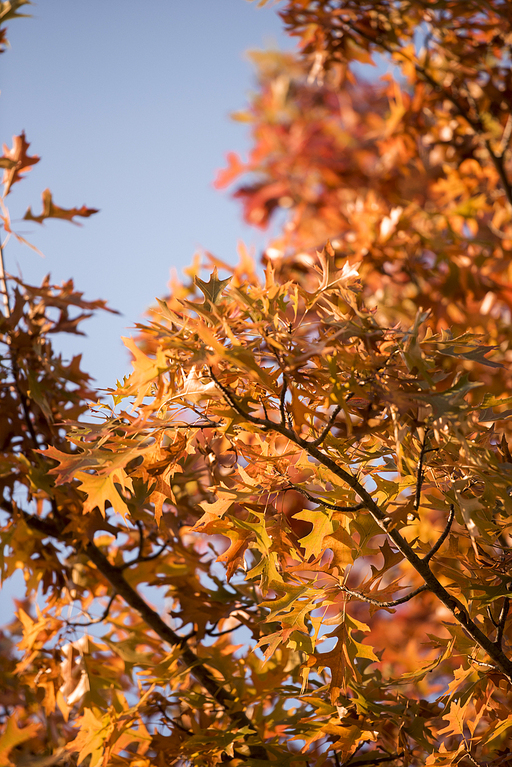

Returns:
68,593,117,627
307,404,342,448
19,509,269,760
423,504,454,564
340,583,428,608
210,375,512,683
279,374,289,428
341,751,405,767
414,429,429,512
495,597,510,648
284,481,365,513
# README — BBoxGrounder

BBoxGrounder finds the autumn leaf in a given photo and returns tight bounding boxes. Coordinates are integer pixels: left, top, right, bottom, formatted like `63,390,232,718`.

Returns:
294,507,334,560
75,470,133,520
23,188,98,225
0,715,40,767
1,131,39,195
194,267,232,307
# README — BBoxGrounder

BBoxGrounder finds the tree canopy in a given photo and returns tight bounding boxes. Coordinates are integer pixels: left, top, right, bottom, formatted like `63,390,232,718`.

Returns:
2,1,512,765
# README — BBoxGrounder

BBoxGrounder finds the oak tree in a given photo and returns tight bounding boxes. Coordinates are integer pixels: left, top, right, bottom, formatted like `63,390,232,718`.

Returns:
2,1,512,765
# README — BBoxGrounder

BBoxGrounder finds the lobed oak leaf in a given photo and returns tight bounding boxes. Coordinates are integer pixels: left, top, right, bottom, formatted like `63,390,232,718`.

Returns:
194,267,232,306
294,507,334,560
0,715,40,767
192,490,237,531
1,131,39,195
75,470,133,520
438,698,468,738
23,188,98,225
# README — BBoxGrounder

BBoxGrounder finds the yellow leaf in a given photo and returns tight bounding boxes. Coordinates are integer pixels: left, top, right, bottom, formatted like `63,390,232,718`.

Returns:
0,716,40,766
76,470,133,520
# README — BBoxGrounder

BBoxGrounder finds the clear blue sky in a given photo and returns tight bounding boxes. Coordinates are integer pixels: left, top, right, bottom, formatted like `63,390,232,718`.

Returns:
2,0,293,388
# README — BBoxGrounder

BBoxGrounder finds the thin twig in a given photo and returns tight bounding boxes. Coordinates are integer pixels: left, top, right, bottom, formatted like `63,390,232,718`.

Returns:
469,657,499,671
342,752,404,767
495,597,510,648
308,404,342,448
0,233,10,317
497,114,512,157
135,519,144,559
340,583,428,608
68,593,117,627
284,482,365,513
206,621,244,638
487,605,499,628
414,429,429,512
423,505,455,564
119,540,168,571
279,374,289,427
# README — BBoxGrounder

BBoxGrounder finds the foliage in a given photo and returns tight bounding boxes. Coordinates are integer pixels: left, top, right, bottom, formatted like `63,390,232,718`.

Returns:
2,1,512,765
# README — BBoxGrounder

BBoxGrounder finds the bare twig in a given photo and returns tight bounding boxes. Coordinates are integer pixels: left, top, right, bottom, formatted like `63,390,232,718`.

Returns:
497,114,512,157
487,605,499,628
69,593,117,627
414,429,429,512
342,752,404,767
206,621,244,638
423,505,455,564
308,404,342,448
135,519,144,559
279,374,289,427
496,597,510,648
284,482,365,513
469,657,499,671
0,233,10,317
340,583,428,608
119,540,168,571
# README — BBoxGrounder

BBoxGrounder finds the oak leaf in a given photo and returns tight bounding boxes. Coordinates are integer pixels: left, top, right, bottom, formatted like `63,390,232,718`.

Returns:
23,188,98,225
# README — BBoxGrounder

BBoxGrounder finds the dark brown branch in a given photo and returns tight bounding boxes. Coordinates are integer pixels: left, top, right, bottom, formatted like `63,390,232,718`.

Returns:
342,752,404,767
279,374,289,428
135,519,144,558
120,541,168,569
414,429,429,512
496,597,510,648
308,404,342,448
487,605,499,629
340,583,428,608
206,621,244,637
423,505,455,564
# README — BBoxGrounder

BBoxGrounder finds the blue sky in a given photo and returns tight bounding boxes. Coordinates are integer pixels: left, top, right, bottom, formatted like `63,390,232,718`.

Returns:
2,0,293,388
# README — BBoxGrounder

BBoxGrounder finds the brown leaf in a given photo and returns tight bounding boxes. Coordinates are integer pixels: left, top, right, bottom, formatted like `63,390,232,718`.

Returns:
24,188,98,225
1,131,39,195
